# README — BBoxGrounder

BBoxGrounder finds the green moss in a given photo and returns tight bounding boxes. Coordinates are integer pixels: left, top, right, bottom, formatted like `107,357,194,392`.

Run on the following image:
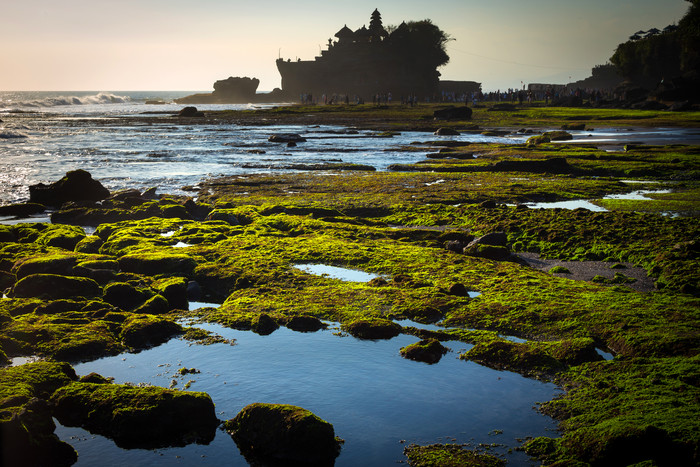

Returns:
0,361,77,403
51,381,218,448
549,266,571,274
403,443,505,467
11,274,102,300
400,338,449,364
120,314,183,348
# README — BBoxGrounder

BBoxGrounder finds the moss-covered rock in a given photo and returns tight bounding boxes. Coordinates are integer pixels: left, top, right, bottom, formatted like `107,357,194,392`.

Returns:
400,339,449,364
103,282,147,310
0,361,79,467
342,318,402,340
133,294,170,315
11,274,102,300
29,169,110,207
152,276,188,310
51,381,218,448
120,315,183,348
285,315,325,332
224,403,341,465
119,253,197,276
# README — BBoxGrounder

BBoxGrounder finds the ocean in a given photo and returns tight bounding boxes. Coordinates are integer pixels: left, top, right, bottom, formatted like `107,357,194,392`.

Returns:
0,90,532,206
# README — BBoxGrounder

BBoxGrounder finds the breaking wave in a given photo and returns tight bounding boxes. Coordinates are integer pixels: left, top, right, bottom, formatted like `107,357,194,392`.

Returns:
3,93,131,109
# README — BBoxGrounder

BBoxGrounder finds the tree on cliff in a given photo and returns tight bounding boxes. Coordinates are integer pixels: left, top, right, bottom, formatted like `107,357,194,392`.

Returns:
610,0,699,88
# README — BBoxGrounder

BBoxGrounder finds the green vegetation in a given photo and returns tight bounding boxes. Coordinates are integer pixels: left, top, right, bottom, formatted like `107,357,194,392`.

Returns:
404,443,505,467
1,106,698,465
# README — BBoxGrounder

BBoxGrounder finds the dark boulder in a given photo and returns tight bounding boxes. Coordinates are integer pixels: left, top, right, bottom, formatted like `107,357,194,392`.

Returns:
118,253,197,276
29,170,110,207
0,398,78,467
433,106,472,120
447,283,469,296
154,277,188,310
342,318,401,340
487,103,517,111
463,244,511,261
120,316,183,349
0,203,46,218
286,315,325,332
400,338,449,364
433,127,460,136
268,134,307,143
103,282,147,310
224,403,341,465
252,313,279,335
11,274,101,300
51,382,218,449
178,106,204,118
471,232,508,247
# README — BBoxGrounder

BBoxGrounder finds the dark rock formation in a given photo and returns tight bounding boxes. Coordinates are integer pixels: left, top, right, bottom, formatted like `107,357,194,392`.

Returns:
286,315,325,332
0,203,46,218
252,313,279,335
268,133,307,143
175,77,261,104
51,381,218,449
119,316,183,348
433,127,460,136
103,282,147,310
29,170,110,207
433,106,472,121
400,338,449,364
342,318,401,339
178,106,204,118
224,403,341,465
11,274,101,300
463,232,511,261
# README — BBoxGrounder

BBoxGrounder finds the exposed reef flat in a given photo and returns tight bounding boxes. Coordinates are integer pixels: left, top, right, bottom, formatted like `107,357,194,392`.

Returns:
0,104,698,466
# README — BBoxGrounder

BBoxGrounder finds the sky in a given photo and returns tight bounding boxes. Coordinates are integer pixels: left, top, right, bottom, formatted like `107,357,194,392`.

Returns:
2,0,690,92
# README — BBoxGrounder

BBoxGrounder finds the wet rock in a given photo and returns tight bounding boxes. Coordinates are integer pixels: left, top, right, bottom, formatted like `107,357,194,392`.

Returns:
479,200,498,209
0,398,78,467
268,133,306,143
183,199,212,221
526,134,551,145
433,106,472,120
0,203,46,218
11,274,101,300
252,313,278,335
543,130,573,141
433,127,460,136
12,255,79,280
447,283,469,296
29,170,110,207
120,315,183,348
186,280,202,300
343,318,401,340
404,443,505,466
471,232,508,247
224,403,341,465
178,106,204,118
133,294,170,315
154,277,188,310
368,277,389,287
400,339,449,364
463,244,511,261
118,253,197,276
103,282,147,310
286,315,325,332
51,382,218,449
561,123,586,131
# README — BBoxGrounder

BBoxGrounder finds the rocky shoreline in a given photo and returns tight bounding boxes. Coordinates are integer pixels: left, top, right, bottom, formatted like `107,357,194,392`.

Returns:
0,104,698,466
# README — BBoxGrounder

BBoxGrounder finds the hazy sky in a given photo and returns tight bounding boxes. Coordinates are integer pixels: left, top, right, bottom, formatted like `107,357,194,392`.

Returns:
2,0,690,92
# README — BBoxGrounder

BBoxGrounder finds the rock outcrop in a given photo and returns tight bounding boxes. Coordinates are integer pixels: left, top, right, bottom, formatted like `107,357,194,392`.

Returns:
225,403,341,465
29,170,110,207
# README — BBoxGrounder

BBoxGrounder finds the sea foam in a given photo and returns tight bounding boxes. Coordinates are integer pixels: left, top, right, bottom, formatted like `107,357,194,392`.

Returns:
3,92,131,108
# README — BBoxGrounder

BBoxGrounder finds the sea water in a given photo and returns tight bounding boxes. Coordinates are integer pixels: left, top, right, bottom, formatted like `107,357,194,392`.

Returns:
55,322,561,466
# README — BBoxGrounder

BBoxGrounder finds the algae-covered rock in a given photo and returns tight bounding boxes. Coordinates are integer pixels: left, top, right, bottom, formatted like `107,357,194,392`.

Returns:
461,340,563,376
103,282,147,310
400,339,449,364
0,397,78,467
11,274,102,300
286,315,325,332
119,253,197,276
133,294,170,315
51,381,218,448
224,403,341,465
120,315,183,348
404,443,505,466
153,276,188,310
252,313,279,335
463,244,511,261
13,254,79,280
74,235,104,253
35,225,86,250
343,318,401,340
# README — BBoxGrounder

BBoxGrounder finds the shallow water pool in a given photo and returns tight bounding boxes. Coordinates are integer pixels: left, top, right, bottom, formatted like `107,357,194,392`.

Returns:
56,322,561,466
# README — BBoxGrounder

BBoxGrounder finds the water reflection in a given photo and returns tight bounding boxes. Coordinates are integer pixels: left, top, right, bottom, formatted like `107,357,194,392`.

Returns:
56,323,560,466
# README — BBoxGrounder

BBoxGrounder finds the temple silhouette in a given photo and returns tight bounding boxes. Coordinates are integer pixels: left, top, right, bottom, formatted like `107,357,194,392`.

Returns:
276,9,480,101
